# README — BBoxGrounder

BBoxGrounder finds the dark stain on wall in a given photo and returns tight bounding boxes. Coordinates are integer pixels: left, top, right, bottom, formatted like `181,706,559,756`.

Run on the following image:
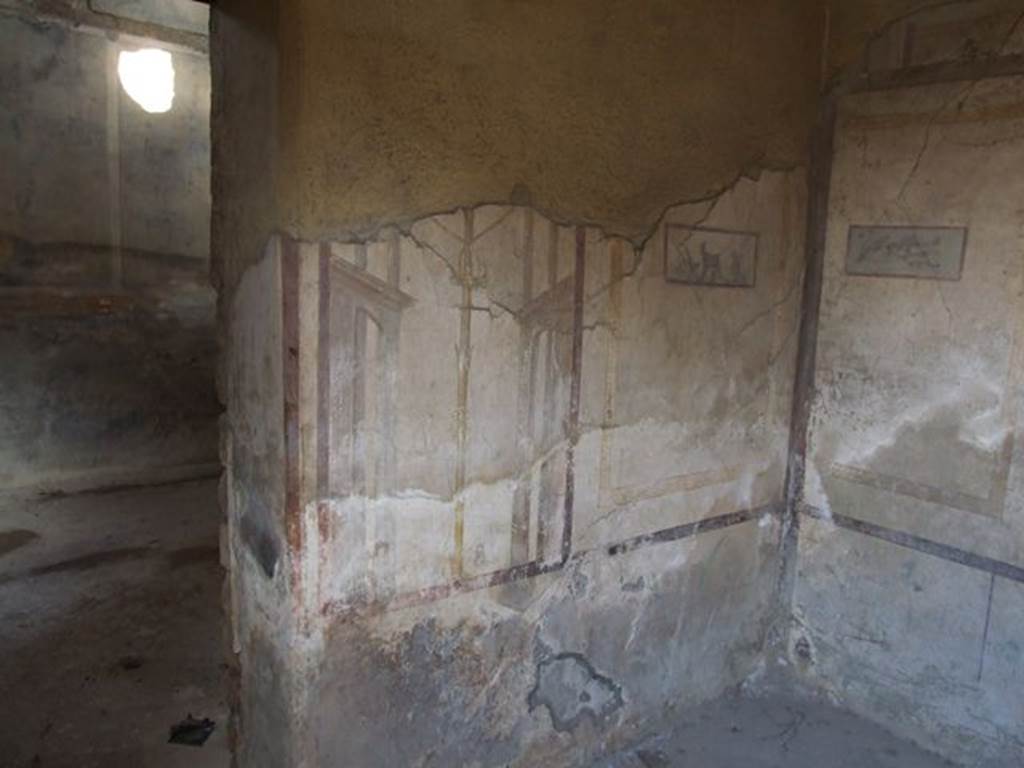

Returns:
0,293,219,488
317,615,528,767
233,448,282,581
528,651,624,732
0,236,219,489
239,512,279,580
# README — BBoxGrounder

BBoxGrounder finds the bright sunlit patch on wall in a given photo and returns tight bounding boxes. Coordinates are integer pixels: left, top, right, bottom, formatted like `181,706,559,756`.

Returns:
117,48,175,114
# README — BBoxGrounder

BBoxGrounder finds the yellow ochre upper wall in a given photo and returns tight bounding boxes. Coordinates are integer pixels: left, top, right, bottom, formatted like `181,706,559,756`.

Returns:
274,0,824,241
214,0,978,263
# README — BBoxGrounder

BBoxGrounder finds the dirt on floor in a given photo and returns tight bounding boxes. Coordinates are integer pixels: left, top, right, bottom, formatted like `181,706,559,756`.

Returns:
0,478,229,768
597,689,961,768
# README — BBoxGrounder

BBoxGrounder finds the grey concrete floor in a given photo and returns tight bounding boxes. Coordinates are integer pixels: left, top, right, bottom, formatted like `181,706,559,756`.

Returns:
0,478,229,768
598,691,956,768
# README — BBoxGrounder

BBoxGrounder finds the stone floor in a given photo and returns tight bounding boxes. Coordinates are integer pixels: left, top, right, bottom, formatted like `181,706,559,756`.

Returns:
597,691,957,768
0,478,228,768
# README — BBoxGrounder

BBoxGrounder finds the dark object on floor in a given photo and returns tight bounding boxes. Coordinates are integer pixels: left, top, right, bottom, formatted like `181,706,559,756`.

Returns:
168,714,216,746
118,654,144,671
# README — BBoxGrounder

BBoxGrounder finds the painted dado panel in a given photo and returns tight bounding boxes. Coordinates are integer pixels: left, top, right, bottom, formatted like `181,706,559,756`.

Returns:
804,75,1024,567
283,171,805,616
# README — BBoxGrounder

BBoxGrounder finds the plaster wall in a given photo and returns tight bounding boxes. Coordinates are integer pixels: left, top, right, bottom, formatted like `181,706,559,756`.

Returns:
793,69,1024,767
858,0,1024,73
211,0,827,299
826,0,1024,77
279,0,1024,245
223,240,303,767
273,0,823,245
209,3,1024,765
208,0,1013,296
223,170,806,766
0,7,216,490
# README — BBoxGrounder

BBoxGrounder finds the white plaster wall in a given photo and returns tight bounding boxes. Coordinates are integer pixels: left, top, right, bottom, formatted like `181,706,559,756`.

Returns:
246,170,808,766
225,239,306,768
795,74,1024,765
291,171,804,615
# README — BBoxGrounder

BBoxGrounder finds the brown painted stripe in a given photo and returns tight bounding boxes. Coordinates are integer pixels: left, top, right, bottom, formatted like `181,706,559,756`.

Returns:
323,504,767,619
316,243,331,499
801,504,1024,584
607,505,771,557
561,226,586,564
779,96,837,602
281,238,302,567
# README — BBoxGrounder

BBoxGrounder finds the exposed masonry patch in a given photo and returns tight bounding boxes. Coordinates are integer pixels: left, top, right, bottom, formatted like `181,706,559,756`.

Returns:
528,652,624,732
